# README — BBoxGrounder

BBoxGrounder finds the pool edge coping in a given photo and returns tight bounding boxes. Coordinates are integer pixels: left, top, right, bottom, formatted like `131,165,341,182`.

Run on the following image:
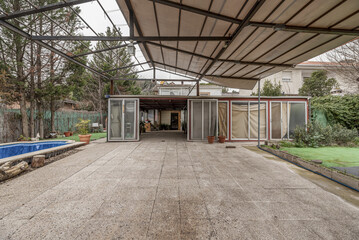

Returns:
0,141,86,165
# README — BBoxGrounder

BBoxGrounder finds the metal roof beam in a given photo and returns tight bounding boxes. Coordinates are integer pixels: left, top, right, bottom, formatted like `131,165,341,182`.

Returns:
0,0,93,20
0,19,109,79
153,61,200,76
102,61,150,73
206,75,259,81
249,22,359,36
31,35,231,41
147,41,293,68
150,0,242,25
72,43,128,58
111,78,197,82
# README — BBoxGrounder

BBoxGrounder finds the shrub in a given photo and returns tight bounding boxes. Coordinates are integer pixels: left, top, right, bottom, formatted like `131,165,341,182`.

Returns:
76,119,91,135
293,121,358,147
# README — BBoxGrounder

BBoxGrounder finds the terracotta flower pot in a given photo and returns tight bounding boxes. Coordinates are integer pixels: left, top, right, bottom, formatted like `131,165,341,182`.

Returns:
64,131,71,137
207,136,215,144
218,136,226,143
79,134,92,144
70,132,73,136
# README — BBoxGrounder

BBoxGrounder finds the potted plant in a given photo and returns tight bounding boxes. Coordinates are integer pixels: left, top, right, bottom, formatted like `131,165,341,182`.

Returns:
207,126,218,144
218,135,226,143
76,119,91,144
64,131,71,137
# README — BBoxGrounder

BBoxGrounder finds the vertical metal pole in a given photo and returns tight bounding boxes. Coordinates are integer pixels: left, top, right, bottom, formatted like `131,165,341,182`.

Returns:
196,82,200,96
153,67,156,85
258,80,261,147
129,9,134,38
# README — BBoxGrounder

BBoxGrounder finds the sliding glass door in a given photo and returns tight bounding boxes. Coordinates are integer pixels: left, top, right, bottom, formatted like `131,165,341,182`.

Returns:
108,98,139,141
189,100,218,140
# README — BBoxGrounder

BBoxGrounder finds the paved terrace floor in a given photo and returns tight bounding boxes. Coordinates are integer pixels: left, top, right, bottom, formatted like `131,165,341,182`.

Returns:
0,132,358,239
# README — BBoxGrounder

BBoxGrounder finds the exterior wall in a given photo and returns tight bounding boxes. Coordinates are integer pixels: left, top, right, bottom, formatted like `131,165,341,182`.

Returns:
158,85,222,96
187,97,308,142
160,111,171,125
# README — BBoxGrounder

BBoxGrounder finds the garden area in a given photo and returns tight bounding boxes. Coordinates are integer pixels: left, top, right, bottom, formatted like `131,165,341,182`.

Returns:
57,132,107,142
264,95,359,179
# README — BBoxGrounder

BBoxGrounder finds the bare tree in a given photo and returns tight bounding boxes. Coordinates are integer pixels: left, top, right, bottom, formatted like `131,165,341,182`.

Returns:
325,39,359,93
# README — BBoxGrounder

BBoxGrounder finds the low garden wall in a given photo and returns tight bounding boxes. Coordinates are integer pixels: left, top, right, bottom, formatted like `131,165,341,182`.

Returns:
261,146,359,192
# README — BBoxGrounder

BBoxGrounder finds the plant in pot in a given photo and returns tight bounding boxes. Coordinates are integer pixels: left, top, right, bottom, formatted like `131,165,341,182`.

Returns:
207,127,216,144
218,135,226,143
76,119,91,144
64,131,71,137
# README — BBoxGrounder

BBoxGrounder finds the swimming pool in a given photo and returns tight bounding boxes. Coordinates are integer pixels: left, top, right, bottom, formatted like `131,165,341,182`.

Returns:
0,141,68,159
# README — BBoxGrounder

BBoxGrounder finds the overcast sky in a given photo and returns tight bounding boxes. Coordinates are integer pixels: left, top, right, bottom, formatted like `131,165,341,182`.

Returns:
78,0,324,83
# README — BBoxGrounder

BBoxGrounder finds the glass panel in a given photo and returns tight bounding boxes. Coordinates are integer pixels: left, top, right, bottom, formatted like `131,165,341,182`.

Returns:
110,100,122,140
192,101,202,139
218,102,227,137
203,102,210,138
289,103,306,138
210,101,217,137
282,102,289,139
271,103,281,139
249,103,266,139
124,100,136,140
232,102,248,139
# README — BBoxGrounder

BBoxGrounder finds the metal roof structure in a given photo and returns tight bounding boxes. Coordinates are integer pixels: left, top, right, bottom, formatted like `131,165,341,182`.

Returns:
1,0,359,91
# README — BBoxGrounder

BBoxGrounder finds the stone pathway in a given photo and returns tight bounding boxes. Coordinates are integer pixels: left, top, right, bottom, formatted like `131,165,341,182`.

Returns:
0,132,358,239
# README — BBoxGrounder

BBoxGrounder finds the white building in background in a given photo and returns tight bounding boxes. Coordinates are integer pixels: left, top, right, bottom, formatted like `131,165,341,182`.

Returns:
156,84,223,96
242,61,358,96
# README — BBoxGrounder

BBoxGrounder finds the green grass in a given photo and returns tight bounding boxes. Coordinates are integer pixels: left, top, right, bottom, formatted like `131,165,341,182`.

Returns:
281,147,359,168
57,132,107,142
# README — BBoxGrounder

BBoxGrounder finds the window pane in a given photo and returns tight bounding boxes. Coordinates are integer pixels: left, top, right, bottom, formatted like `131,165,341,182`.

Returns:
232,102,248,139
249,103,266,139
192,102,202,139
124,100,136,139
218,102,228,137
110,100,122,140
289,103,306,138
282,102,289,139
203,102,210,138
210,101,217,137
271,103,281,139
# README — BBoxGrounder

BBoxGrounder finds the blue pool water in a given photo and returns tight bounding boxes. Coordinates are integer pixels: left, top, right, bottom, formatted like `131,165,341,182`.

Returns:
0,141,68,159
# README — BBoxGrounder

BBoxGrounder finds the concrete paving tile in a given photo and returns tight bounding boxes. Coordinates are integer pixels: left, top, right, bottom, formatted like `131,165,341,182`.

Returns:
77,218,149,240
152,199,180,221
0,219,28,239
257,201,321,221
180,200,209,219
92,200,153,221
147,217,181,240
213,219,285,240
207,201,268,221
157,187,179,201
303,220,359,240
180,218,216,240
271,220,322,240
110,187,157,201
179,185,204,202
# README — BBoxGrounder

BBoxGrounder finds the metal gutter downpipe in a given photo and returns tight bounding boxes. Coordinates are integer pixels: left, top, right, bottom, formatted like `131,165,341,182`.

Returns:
257,80,261,147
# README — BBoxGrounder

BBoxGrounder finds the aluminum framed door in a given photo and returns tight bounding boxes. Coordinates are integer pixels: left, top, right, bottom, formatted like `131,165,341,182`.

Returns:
108,98,139,141
189,99,218,141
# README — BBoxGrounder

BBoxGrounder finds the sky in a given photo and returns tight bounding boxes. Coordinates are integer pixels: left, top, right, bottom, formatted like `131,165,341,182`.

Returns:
77,0,327,83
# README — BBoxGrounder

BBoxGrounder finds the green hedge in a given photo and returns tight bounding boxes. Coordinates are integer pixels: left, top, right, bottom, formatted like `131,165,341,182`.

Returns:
311,95,359,130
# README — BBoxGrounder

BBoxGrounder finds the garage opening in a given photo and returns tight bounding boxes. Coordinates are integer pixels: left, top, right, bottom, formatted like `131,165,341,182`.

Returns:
139,97,188,141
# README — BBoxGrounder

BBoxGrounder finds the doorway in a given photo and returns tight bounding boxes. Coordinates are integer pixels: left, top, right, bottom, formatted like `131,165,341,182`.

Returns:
171,113,179,130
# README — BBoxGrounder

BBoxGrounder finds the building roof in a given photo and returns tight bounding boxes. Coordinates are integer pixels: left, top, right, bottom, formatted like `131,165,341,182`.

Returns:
117,0,359,90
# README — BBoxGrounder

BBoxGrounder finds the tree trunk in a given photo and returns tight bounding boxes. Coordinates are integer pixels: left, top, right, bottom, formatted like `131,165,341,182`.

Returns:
98,79,103,125
50,20,56,132
30,37,35,138
36,13,44,138
13,0,29,138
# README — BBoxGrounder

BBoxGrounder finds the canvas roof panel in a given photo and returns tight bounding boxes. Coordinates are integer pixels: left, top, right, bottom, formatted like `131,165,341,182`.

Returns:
116,0,359,89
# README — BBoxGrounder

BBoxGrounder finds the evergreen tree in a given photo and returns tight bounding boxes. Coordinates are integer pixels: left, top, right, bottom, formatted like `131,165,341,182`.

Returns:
298,70,337,97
